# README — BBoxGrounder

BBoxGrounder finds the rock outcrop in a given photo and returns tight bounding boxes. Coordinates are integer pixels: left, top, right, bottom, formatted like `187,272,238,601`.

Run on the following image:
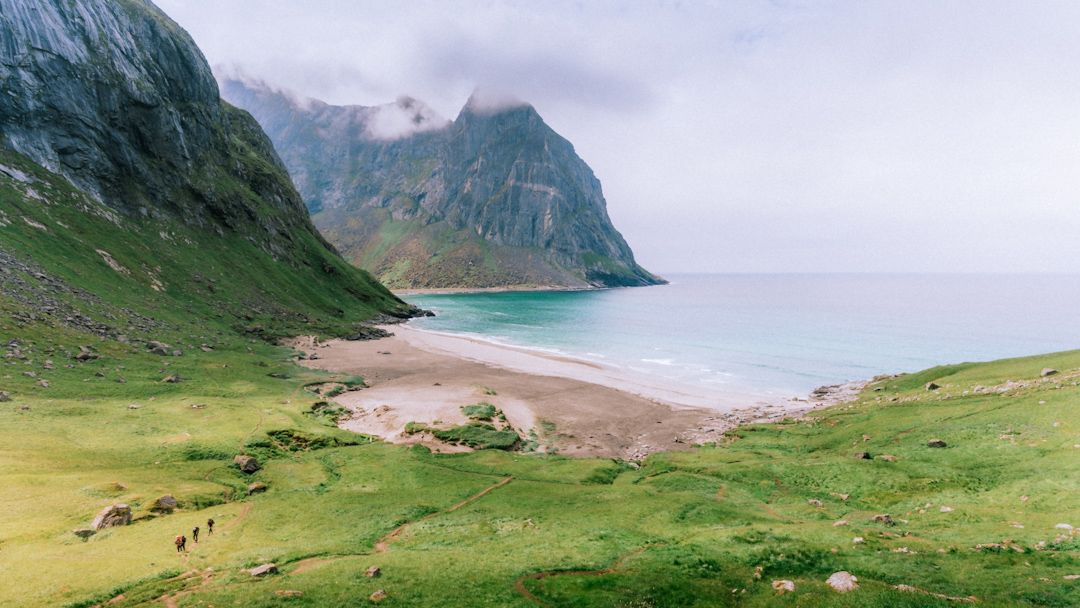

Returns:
223,80,664,290
0,0,414,328
91,504,131,530
235,455,260,473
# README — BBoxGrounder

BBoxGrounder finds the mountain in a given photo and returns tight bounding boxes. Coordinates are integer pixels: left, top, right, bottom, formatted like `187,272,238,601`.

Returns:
0,0,415,340
223,80,665,290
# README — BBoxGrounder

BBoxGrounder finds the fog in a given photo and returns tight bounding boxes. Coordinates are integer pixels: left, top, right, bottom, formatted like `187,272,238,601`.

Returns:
157,0,1080,273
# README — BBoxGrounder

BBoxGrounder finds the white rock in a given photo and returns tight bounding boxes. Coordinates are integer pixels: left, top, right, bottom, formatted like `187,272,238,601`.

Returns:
940,506,953,512
853,537,864,543
771,580,795,592
825,571,859,593
833,520,848,526
1055,523,1074,530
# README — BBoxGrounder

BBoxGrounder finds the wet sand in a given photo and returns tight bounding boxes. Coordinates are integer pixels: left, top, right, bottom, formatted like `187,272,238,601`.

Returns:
293,325,860,460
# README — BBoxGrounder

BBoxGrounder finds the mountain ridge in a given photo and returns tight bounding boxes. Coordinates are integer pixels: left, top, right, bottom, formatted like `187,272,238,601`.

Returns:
0,0,415,338
223,79,665,290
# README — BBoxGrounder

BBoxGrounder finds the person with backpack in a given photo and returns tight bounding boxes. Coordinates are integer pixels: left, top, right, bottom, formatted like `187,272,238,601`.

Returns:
207,517,214,535
175,535,185,552
192,525,200,543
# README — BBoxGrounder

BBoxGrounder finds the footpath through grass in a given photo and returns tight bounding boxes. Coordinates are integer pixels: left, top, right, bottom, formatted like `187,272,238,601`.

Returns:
1,316,1079,606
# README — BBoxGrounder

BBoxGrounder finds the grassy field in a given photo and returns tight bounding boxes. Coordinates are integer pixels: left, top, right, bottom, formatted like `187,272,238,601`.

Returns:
2,304,1079,608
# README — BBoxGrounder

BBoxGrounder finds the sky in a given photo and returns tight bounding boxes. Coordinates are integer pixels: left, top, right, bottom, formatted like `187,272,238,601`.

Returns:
155,0,1080,274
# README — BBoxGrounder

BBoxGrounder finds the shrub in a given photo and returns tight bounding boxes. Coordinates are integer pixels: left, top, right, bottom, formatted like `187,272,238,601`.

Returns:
461,402,497,420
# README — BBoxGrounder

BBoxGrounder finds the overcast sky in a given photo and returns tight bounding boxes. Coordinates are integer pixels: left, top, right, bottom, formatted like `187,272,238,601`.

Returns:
156,0,1080,274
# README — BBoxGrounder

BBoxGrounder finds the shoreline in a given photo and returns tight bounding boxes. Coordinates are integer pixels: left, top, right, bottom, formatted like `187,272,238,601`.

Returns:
292,324,865,460
394,285,605,296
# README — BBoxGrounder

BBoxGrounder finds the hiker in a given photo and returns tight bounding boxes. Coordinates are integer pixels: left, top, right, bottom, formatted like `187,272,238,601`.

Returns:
175,535,185,552
192,525,200,543
207,517,214,535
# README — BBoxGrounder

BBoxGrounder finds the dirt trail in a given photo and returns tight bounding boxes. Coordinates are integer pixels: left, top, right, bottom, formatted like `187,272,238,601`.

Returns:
515,544,660,607
290,476,513,576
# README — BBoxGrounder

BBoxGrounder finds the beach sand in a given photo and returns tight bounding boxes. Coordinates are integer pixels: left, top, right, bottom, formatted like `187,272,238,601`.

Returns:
294,324,855,460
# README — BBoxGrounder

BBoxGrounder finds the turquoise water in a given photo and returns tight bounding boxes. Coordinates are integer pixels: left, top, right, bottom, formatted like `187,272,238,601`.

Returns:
402,274,1080,399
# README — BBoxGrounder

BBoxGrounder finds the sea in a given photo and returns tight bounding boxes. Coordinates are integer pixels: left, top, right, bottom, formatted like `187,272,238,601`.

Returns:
401,274,1080,400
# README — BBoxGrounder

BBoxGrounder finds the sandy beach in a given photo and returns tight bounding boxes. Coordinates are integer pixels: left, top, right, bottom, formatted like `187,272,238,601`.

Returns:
294,324,860,460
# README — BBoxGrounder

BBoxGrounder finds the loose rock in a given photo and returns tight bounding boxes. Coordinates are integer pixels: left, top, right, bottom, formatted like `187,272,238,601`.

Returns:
370,589,388,602
247,563,278,576
808,499,823,507
872,514,895,526
275,590,302,597
162,374,181,383
928,438,947,448
365,566,381,578
926,382,940,390
91,504,132,530
852,451,871,459
72,528,95,538
148,494,177,513
235,455,261,473
1041,368,1058,377
772,580,795,593
826,571,859,593
248,481,268,494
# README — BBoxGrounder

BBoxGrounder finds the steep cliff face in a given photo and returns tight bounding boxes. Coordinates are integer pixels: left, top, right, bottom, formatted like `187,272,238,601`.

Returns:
223,80,664,289
0,0,412,330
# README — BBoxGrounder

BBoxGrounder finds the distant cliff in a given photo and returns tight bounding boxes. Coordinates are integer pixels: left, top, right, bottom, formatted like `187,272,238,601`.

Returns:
224,80,665,290
0,0,413,331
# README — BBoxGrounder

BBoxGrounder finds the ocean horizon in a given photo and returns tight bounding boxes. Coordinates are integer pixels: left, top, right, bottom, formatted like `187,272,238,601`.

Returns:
400,273,1080,399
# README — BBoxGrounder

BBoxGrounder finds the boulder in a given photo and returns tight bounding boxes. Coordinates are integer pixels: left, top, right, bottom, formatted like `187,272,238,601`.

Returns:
872,514,895,526
1041,368,1058,377
940,506,953,512
37,379,50,388
369,589,388,602
75,351,99,360
235,455,261,473
91,504,132,530
148,494,178,513
928,439,947,448
0,391,10,402
247,563,278,576
365,566,381,578
876,455,898,462
825,571,859,593
148,341,171,356
162,374,181,383
772,580,795,593
247,481,268,494
808,499,823,507
171,349,183,357
276,590,302,597
833,520,848,526
72,528,95,538
852,452,871,460
926,382,940,390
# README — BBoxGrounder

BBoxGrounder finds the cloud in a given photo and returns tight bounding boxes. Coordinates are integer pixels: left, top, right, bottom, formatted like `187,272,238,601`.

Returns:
156,0,1080,272
364,97,450,140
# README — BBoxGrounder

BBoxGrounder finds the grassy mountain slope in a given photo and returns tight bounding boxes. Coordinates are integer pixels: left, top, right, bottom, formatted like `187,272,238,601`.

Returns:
0,146,410,343
2,315,1078,606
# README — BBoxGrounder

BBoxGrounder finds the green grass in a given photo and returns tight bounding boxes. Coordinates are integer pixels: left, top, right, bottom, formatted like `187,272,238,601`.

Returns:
3,190,1080,608
461,402,498,420
432,422,521,450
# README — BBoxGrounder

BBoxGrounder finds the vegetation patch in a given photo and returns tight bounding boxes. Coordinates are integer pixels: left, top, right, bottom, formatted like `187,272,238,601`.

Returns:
461,402,497,420
432,422,520,450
